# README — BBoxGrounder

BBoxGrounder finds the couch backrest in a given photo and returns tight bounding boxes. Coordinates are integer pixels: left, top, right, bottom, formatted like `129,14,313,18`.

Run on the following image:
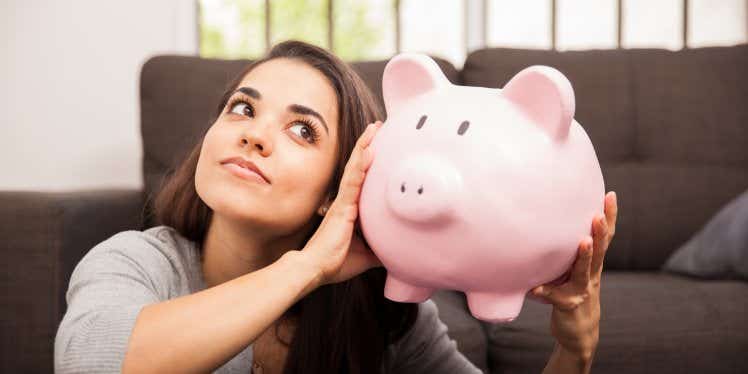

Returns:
139,45,748,271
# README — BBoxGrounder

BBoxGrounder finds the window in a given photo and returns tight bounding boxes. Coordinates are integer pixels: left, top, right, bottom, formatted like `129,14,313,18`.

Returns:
557,0,617,50
622,0,684,49
198,0,396,61
199,0,748,65
200,0,266,59
400,0,465,66
688,0,747,47
487,0,552,49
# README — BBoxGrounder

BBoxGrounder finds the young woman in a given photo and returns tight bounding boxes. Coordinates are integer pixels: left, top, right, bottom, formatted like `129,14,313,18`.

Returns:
54,40,618,374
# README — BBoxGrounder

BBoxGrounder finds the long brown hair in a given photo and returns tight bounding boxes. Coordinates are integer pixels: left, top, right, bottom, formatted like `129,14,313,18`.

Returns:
149,40,418,373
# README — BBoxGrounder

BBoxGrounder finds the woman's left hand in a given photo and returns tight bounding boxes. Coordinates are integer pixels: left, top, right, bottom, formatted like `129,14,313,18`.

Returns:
527,191,618,360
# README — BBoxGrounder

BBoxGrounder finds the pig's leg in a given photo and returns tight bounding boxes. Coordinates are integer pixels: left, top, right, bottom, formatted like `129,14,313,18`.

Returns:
465,291,525,323
384,275,434,302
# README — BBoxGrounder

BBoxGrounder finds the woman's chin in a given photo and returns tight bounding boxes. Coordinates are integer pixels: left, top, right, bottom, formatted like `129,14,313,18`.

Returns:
215,207,267,225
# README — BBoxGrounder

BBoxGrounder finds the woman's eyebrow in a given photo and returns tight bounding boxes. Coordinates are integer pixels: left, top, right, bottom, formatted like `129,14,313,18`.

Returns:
235,86,261,99
233,85,328,135
288,104,329,135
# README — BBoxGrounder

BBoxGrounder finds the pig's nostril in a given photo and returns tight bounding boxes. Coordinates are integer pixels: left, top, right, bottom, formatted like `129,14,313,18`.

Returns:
399,183,425,194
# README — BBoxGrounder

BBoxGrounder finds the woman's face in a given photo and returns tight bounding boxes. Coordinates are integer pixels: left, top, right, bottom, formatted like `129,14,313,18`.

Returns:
195,57,339,234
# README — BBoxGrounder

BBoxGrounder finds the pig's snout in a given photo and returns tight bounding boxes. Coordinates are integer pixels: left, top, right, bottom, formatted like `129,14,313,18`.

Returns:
386,155,462,224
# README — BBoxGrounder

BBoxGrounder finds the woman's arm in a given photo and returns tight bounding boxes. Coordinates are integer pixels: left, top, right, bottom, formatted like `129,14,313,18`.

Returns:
122,250,320,373
541,340,593,374
54,237,321,374
56,122,382,373
531,191,618,374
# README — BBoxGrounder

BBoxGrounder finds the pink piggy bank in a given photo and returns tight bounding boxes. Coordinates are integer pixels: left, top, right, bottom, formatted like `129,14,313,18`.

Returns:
358,53,605,323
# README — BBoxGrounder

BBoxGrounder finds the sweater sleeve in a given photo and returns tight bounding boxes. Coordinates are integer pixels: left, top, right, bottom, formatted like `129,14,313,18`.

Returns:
54,231,174,373
389,299,484,374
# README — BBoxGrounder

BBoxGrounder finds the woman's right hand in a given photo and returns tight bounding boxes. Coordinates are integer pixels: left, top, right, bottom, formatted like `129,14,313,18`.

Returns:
300,121,383,286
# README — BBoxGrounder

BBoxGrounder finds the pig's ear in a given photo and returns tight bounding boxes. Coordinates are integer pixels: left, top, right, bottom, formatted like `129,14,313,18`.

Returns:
501,65,575,141
382,53,448,114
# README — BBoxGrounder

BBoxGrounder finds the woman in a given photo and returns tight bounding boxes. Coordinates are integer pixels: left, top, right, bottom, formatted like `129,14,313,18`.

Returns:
54,40,618,374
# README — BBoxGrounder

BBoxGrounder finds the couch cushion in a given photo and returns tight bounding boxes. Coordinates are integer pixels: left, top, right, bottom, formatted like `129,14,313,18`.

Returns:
139,55,458,226
0,190,144,373
481,271,748,373
461,45,748,270
663,188,748,280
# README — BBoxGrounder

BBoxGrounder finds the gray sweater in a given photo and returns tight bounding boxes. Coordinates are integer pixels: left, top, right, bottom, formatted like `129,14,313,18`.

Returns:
54,225,483,373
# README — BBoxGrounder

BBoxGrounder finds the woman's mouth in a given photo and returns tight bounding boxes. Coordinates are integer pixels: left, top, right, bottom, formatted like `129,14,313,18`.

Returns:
221,163,270,185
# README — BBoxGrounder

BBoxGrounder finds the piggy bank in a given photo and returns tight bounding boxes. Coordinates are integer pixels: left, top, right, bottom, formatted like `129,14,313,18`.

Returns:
358,53,605,323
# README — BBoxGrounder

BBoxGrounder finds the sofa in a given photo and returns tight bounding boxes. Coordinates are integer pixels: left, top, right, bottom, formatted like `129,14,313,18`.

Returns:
1,44,747,373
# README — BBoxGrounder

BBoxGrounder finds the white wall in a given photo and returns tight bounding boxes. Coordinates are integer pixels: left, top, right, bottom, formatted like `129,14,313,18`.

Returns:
0,0,197,192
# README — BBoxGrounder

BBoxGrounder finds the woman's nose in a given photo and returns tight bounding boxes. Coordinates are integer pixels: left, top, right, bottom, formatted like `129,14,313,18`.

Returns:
240,121,273,156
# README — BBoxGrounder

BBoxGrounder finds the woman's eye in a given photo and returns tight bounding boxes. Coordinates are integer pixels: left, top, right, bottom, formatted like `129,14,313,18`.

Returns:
229,102,253,117
289,122,316,143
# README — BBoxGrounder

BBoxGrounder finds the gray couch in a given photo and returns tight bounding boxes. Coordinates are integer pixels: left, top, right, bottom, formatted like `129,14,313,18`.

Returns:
2,44,747,373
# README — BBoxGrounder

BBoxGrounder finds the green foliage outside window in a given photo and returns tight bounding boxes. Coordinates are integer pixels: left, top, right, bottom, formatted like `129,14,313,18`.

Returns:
199,0,390,61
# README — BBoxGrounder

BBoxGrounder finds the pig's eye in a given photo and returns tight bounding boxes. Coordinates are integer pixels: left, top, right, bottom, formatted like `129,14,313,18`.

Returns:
416,115,427,129
458,120,470,135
